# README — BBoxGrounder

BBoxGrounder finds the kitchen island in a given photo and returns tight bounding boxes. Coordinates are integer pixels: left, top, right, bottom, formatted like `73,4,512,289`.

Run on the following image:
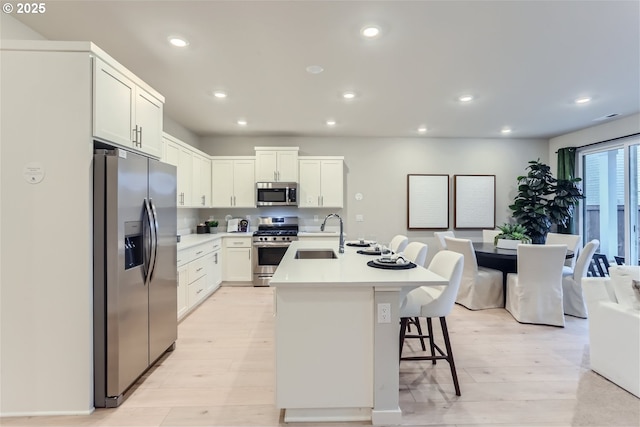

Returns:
270,240,448,425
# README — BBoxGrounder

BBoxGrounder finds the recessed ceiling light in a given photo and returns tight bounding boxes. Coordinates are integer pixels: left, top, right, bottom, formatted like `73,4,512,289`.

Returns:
501,127,512,134
594,113,619,121
342,91,356,100
361,26,380,38
417,126,428,133
458,94,474,103
237,119,247,126
575,96,592,104
168,37,189,47
326,119,337,127
306,65,324,74
212,91,227,99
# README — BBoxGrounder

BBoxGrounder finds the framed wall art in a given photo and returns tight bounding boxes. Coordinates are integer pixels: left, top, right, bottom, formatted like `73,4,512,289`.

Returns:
407,174,449,229
454,174,496,229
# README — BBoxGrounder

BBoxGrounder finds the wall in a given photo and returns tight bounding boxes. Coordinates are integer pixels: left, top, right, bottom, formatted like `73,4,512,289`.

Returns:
163,115,201,149
199,136,548,260
1,49,94,415
0,14,45,40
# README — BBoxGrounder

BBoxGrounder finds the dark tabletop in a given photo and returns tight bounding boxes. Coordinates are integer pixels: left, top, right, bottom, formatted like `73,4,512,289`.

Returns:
472,242,574,259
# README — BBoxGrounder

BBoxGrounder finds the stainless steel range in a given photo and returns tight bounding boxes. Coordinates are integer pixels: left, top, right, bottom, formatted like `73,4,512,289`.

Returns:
252,216,299,286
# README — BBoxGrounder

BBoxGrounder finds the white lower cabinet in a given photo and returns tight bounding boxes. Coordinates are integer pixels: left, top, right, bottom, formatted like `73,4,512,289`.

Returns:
209,247,222,291
177,265,189,319
177,238,222,320
223,236,252,282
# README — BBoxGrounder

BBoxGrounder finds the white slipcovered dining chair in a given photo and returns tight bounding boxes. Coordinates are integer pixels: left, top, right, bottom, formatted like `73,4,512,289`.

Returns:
444,237,503,310
399,250,465,396
506,244,568,327
389,234,409,254
482,229,501,243
403,242,428,267
545,232,581,275
433,231,455,251
563,239,600,318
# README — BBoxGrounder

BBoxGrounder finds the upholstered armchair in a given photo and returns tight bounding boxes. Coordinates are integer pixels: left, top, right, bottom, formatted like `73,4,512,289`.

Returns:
582,266,640,397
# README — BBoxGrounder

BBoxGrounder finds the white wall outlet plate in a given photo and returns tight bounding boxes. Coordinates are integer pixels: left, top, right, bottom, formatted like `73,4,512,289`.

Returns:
377,303,391,323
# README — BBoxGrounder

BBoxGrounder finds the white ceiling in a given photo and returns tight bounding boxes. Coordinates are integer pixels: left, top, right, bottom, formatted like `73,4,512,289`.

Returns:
14,1,640,139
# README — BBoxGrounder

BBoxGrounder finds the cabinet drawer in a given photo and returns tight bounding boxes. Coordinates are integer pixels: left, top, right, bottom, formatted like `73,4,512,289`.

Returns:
177,248,194,267
209,239,222,252
188,275,207,306
189,256,208,282
224,237,251,248
191,244,210,259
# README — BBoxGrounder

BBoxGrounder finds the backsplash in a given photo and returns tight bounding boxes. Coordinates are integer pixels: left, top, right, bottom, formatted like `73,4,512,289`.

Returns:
177,208,200,235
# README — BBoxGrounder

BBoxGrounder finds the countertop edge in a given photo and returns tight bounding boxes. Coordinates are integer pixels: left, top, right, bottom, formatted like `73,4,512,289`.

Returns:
177,232,252,251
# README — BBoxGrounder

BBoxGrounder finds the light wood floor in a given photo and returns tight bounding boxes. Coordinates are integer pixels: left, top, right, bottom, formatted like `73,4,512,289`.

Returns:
3,286,639,426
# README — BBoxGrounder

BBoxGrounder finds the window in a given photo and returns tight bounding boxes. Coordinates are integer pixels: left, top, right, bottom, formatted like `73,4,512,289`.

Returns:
579,136,639,266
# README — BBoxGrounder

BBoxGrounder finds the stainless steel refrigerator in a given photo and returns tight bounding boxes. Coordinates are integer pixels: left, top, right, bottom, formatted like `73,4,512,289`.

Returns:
93,146,177,408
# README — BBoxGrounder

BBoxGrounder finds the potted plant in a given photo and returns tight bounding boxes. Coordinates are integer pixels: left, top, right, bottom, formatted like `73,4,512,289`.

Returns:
205,220,219,234
494,223,531,249
509,159,584,244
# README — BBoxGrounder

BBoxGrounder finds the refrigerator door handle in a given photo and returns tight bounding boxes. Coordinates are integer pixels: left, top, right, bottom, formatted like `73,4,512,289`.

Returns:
148,198,159,281
142,198,155,285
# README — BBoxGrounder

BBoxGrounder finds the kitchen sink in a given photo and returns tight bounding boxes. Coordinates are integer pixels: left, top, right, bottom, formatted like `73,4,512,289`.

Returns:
294,249,338,259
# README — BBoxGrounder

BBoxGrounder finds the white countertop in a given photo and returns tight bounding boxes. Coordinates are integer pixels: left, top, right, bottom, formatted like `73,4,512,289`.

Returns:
297,231,341,237
270,240,448,288
177,232,252,251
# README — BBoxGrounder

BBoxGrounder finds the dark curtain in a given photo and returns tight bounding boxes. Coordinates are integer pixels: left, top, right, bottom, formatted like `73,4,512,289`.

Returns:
557,147,577,234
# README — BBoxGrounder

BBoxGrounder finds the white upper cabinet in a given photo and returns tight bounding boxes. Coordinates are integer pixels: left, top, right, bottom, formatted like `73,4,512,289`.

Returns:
162,133,199,207
192,153,211,208
211,158,256,208
94,58,163,158
133,88,163,158
298,157,344,208
255,147,299,182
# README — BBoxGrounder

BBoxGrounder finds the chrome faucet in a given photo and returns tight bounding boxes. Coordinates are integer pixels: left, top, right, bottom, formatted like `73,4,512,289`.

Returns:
321,213,344,253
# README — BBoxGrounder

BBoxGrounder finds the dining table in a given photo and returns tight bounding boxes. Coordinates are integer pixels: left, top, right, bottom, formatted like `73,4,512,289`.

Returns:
472,242,574,306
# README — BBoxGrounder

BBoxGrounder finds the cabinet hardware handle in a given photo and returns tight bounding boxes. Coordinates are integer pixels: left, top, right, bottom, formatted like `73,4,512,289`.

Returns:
197,289,203,294
321,196,324,206
196,250,203,255
274,171,277,181
201,195,205,206
196,267,203,272
214,253,218,263
233,242,243,245
132,126,138,145
233,195,236,206
138,126,143,146
230,196,233,206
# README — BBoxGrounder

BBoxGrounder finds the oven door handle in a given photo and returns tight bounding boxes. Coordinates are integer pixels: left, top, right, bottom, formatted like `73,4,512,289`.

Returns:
253,242,295,248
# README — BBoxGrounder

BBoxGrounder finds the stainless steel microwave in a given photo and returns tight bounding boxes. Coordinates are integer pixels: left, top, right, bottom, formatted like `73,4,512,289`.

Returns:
256,182,298,207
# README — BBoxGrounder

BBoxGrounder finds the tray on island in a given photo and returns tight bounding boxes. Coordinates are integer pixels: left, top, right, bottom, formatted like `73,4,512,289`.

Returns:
367,259,416,270
357,249,382,255
346,241,371,247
